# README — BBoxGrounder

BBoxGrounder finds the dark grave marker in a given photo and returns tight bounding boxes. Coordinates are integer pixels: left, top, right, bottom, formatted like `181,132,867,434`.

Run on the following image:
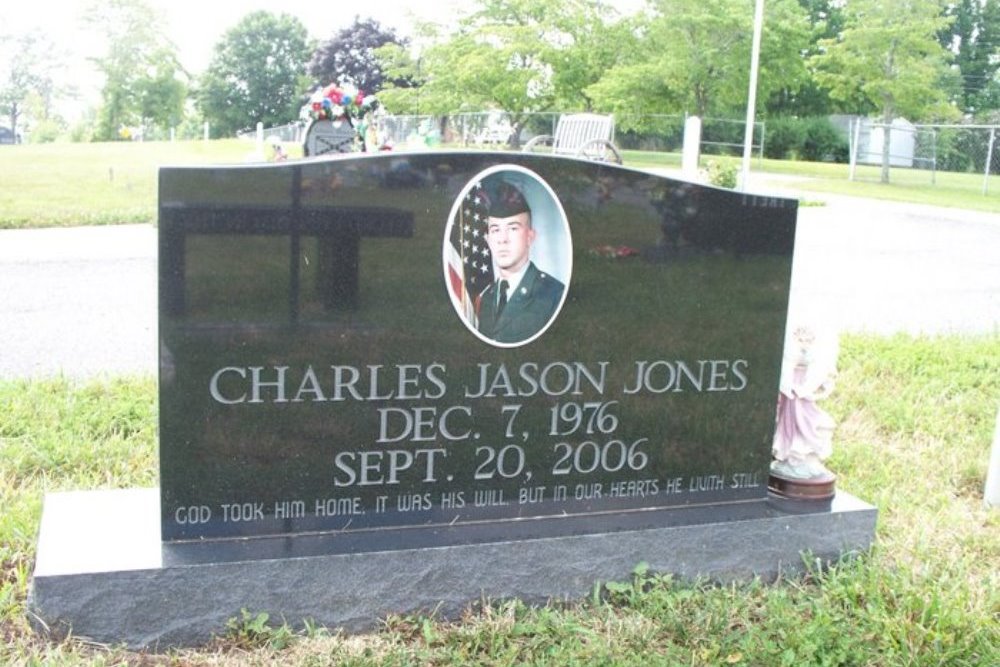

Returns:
303,118,357,156
30,152,876,647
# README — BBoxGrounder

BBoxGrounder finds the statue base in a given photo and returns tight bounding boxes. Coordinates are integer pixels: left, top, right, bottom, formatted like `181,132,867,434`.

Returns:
768,470,837,501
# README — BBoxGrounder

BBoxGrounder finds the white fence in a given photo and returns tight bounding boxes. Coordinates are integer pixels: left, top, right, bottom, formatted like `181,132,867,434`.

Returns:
236,122,306,144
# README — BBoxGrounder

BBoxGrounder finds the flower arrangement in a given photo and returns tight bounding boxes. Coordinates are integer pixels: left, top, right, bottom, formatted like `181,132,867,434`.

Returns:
305,83,379,123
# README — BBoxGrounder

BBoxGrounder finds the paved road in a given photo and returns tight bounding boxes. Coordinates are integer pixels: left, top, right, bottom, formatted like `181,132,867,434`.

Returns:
785,192,1000,336
0,225,156,378
1,188,998,379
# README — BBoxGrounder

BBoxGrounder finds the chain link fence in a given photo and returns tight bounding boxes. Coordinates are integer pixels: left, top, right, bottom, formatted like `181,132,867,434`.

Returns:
245,114,1000,185
930,125,1000,194
243,113,1000,197
848,119,937,183
247,111,763,166
847,119,1000,194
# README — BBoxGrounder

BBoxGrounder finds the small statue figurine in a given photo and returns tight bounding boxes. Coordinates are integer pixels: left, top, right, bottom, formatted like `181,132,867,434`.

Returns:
769,324,838,500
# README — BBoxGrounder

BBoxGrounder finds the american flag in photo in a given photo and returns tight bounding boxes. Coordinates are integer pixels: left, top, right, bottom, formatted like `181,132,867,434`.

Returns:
447,181,494,324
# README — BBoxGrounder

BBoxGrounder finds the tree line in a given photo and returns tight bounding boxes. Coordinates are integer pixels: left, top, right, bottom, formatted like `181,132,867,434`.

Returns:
3,0,1000,148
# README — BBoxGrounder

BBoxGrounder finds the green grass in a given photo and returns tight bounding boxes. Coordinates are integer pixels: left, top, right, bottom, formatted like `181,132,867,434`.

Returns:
1,334,998,665
763,158,1000,213
624,150,1000,213
0,140,254,228
3,141,1000,229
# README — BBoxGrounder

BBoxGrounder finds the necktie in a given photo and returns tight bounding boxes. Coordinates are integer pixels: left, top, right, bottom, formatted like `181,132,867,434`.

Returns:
497,279,509,316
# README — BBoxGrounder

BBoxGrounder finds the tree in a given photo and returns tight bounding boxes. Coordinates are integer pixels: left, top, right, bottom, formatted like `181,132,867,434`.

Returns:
308,17,409,92
548,4,639,111
199,12,311,137
939,0,1000,114
378,0,631,145
0,31,62,139
84,0,183,140
814,0,955,182
767,0,847,116
586,0,810,125
136,49,187,135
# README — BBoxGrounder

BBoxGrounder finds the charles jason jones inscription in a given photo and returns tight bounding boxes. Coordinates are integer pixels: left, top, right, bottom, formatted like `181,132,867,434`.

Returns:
158,154,795,542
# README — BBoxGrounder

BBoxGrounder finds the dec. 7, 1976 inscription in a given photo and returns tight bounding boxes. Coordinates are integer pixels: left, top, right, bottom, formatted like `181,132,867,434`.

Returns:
158,153,795,541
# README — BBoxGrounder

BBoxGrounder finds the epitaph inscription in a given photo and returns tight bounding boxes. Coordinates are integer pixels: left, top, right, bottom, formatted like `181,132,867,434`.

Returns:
158,153,796,542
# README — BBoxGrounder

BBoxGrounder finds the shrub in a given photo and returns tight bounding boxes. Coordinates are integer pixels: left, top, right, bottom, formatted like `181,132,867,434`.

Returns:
763,117,805,159
28,119,65,144
705,160,737,188
763,116,849,163
800,117,848,162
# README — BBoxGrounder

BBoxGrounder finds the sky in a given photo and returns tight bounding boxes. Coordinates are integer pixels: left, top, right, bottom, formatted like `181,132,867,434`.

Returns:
7,0,644,121
10,0,472,71
2,0,482,119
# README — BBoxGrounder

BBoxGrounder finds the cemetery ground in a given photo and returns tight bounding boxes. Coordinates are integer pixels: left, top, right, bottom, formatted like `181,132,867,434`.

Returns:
0,141,998,664
0,336,997,664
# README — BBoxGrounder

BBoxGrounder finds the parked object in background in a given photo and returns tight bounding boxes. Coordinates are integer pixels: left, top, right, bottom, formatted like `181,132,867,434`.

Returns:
0,127,21,144
523,113,622,164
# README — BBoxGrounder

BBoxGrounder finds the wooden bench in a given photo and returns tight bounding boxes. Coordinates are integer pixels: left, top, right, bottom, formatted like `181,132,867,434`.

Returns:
523,113,622,164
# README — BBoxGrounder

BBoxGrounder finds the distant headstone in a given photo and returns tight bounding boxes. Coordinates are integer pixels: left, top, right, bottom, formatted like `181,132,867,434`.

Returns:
682,116,702,177
30,152,877,647
303,118,356,156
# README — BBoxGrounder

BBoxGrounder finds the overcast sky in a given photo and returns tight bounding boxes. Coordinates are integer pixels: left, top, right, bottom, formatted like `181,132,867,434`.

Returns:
10,0,470,77
8,0,643,118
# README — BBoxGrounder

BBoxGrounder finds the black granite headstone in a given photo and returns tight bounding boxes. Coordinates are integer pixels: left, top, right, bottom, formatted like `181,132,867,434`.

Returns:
157,152,797,545
30,153,877,648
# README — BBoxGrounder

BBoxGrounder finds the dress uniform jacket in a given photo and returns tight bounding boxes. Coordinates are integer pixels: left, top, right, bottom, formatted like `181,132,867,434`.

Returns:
477,262,565,344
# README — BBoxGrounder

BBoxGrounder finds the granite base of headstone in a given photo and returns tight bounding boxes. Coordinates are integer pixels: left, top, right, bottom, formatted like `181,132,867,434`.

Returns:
30,488,875,648
29,151,876,648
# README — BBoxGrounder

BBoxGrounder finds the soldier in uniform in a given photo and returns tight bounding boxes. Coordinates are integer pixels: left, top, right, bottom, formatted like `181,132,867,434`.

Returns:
477,181,565,344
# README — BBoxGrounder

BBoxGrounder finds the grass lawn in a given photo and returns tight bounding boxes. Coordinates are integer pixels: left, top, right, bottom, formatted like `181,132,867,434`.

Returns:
0,140,252,228
624,150,1000,214
1,334,997,665
3,141,1000,229
760,157,1000,213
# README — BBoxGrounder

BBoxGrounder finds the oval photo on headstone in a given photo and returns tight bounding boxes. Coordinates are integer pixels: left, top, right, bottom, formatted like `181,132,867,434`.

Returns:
442,165,572,348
